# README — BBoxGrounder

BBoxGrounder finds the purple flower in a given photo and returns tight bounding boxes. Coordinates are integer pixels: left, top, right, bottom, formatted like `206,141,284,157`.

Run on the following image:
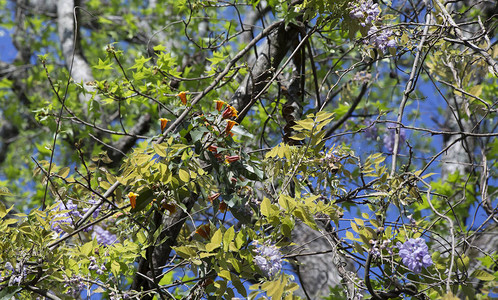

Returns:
397,238,433,274
367,26,396,51
253,242,283,278
110,292,130,300
85,194,101,219
349,0,380,26
4,262,14,272
92,226,117,246
7,263,26,285
383,128,406,153
363,119,378,139
64,275,87,297
51,200,82,233
96,265,106,275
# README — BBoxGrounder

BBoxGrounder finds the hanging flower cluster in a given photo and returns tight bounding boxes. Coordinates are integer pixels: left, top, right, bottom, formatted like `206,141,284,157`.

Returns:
253,242,283,278
349,0,396,51
88,256,107,275
397,238,433,274
349,0,380,27
51,199,83,234
367,26,397,51
51,197,116,246
92,226,117,246
51,196,101,233
383,128,406,153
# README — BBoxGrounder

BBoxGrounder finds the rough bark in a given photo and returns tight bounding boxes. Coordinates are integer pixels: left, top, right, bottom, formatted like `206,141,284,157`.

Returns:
56,0,95,106
232,23,300,121
130,193,197,299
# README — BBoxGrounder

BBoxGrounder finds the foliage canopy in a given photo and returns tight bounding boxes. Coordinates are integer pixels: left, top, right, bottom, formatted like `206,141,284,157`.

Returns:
0,0,497,299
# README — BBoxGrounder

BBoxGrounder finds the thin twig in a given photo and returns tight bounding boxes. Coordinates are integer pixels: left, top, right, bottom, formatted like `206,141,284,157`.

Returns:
391,0,432,176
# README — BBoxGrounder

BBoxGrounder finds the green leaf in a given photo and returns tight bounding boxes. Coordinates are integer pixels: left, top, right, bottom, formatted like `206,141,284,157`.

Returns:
153,143,167,157
223,226,235,252
471,269,495,281
153,44,167,52
206,228,222,252
0,187,13,197
293,207,317,230
207,51,228,65
351,221,359,233
235,231,245,249
58,167,70,178
315,111,334,123
354,218,364,226
261,197,272,218
129,56,151,70
441,293,459,300
179,168,190,182
79,241,95,256
457,254,470,271
1,218,17,226
0,286,22,299
345,231,358,241
0,202,7,218
218,269,231,280
294,118,314,131
289,133,306,140
173,246,197,259
93,58,113,70
110,260,120,277
232,275,247,297
261,275,287,299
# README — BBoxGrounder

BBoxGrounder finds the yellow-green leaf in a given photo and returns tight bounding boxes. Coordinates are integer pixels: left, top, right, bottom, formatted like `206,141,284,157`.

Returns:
223,227,235,252
441,293,459,300
110,260,120,277
218,269,231,280
58,167,70,178
354,218,364,227
174,246,197,259
261,197,272,218
471,269,495,281
153,143,167,157
179,169,190,182
351,221,359,233
206,228,222,252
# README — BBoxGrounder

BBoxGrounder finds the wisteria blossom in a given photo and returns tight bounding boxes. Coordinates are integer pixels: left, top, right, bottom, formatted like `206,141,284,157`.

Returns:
63,274,87,297
51,196,103,235
349,0,380,26
253,242,283,278
51,199,82,234
88,256,107,275
92,226,117,246
397,238,433,274
367,26,397,51
383,128,406,153
349,0,396,51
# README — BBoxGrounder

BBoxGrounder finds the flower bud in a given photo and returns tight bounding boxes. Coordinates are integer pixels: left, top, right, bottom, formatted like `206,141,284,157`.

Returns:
225,155,240,163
